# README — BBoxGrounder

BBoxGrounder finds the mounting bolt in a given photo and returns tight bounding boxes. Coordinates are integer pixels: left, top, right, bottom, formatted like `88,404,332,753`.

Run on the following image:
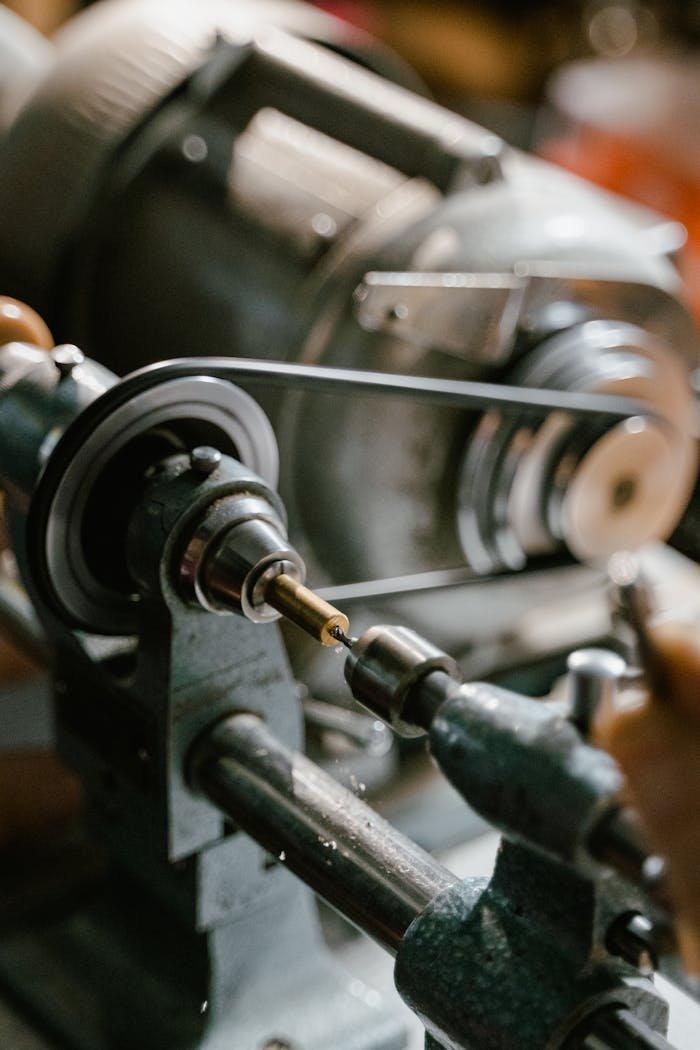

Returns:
606,912,658,972
189,446,222,477
51,344,84,379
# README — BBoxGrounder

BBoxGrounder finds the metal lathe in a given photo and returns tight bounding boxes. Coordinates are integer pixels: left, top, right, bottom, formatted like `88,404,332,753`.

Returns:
1,2,699,1048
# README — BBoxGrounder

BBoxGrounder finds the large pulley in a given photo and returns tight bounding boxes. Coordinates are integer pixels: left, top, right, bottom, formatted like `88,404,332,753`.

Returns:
458,319,697,573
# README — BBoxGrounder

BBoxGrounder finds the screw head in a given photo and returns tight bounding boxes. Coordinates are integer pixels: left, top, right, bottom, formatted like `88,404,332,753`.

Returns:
51,344,84,378
189,446,222,476
182,134,208,163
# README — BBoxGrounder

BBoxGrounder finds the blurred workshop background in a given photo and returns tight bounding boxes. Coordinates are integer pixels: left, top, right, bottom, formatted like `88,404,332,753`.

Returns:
320,0,700,324
6,0,700,305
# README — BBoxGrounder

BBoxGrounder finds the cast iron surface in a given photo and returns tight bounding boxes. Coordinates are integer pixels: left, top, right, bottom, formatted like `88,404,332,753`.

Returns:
395,842,668,1050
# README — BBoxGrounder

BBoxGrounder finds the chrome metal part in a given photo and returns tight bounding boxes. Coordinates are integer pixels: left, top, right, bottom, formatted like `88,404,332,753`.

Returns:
567,648,627,738
191,711,457,954
354,270,526,364
573,1008,675,1050
50,344,84,379
458,320,697,573
192,712,675,1048
231,107,407,259
188,445,222,476
344,625,460,738
180,491,303,622
181,499,349,639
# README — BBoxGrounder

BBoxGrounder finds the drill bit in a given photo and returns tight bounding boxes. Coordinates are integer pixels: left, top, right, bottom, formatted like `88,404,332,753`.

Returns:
328,624,357,649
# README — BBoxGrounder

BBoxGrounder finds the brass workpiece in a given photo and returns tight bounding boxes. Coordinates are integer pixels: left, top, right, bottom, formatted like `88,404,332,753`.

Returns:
265,572,350,647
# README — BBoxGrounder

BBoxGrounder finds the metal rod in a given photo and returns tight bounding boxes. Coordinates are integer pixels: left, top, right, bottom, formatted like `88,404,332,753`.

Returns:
191,712,457,955
130,357,652,423
574,1008,675,1049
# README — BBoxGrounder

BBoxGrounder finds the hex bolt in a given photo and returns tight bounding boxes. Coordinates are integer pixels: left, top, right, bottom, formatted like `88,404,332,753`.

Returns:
606,912,658,972
51,344,85,379
189,446,222,476
566,648,627,738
